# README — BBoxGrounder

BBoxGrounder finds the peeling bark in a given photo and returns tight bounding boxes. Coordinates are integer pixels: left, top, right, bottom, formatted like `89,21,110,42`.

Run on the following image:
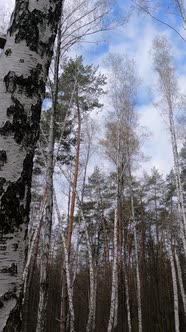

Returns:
0,0,62,330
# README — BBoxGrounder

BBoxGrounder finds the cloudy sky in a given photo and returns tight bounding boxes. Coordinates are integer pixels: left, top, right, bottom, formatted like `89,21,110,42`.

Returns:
1,0,186,178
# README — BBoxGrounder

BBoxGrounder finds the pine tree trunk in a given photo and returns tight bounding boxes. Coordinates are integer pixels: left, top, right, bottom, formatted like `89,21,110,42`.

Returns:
0,1,62,330
60,91,81,332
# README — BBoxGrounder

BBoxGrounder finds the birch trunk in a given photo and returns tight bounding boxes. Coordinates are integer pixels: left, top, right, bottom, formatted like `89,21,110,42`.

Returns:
0,1,62,330
113,267,118,329
22,212,43,332
134,224,142,332
168,103,186,255
107,208,118,332
79,206,96,332
124,261,132,332
123,228,132,332
131,196,142,332
174,250,186,316
36,20,62,332
54,192,75,332
66,97,81,253
153,39,186,255
168,240,180,332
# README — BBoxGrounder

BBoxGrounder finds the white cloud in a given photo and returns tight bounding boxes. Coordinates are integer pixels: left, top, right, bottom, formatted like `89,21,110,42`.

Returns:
0,0,184,178
138,104,173,175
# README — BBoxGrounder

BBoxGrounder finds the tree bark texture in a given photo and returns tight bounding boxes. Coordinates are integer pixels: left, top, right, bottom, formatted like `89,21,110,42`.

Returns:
0,0,62,330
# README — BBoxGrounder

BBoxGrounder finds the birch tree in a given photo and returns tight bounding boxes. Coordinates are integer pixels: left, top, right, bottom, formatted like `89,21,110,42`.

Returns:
102,54,141,331
107,209,118,332
152,36,186,256
0,1,62,330
166,232,180,332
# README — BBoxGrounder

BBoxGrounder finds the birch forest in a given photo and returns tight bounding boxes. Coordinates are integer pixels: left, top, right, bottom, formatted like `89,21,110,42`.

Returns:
2,0,186,331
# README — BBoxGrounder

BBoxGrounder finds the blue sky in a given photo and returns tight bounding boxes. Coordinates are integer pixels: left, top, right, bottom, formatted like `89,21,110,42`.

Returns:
1,0,186,177
73,0,186,177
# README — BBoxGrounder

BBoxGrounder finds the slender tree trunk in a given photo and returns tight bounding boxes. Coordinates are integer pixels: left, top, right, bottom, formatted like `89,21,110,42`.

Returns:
36,20,62,332
168,240,180,332
79,206,96,332
108,208,118,332
54,192,75,332
0,1,62,330
168,103,186,255
22,206,43,332
124,261,132,332
131,195,143,332
123,229,132,332
175,250,186,316
101,215,110,276
60,91,81,332
66,99,81,253
113,267,118,329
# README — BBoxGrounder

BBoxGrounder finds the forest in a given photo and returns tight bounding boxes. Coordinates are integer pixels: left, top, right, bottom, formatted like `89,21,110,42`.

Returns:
1,0,186,332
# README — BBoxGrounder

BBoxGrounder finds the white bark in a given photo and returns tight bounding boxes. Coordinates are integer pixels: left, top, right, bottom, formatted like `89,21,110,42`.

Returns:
54,191,75,332
169,104,186,255
0,0,62,329
79,206,96,332
23,191,46,295
124,260,132,332
113,267,118,329
167,240,180,332
153,38,186,255
131,196,143,332
123,228,132,332
175,250,186,316
107,208,118,332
